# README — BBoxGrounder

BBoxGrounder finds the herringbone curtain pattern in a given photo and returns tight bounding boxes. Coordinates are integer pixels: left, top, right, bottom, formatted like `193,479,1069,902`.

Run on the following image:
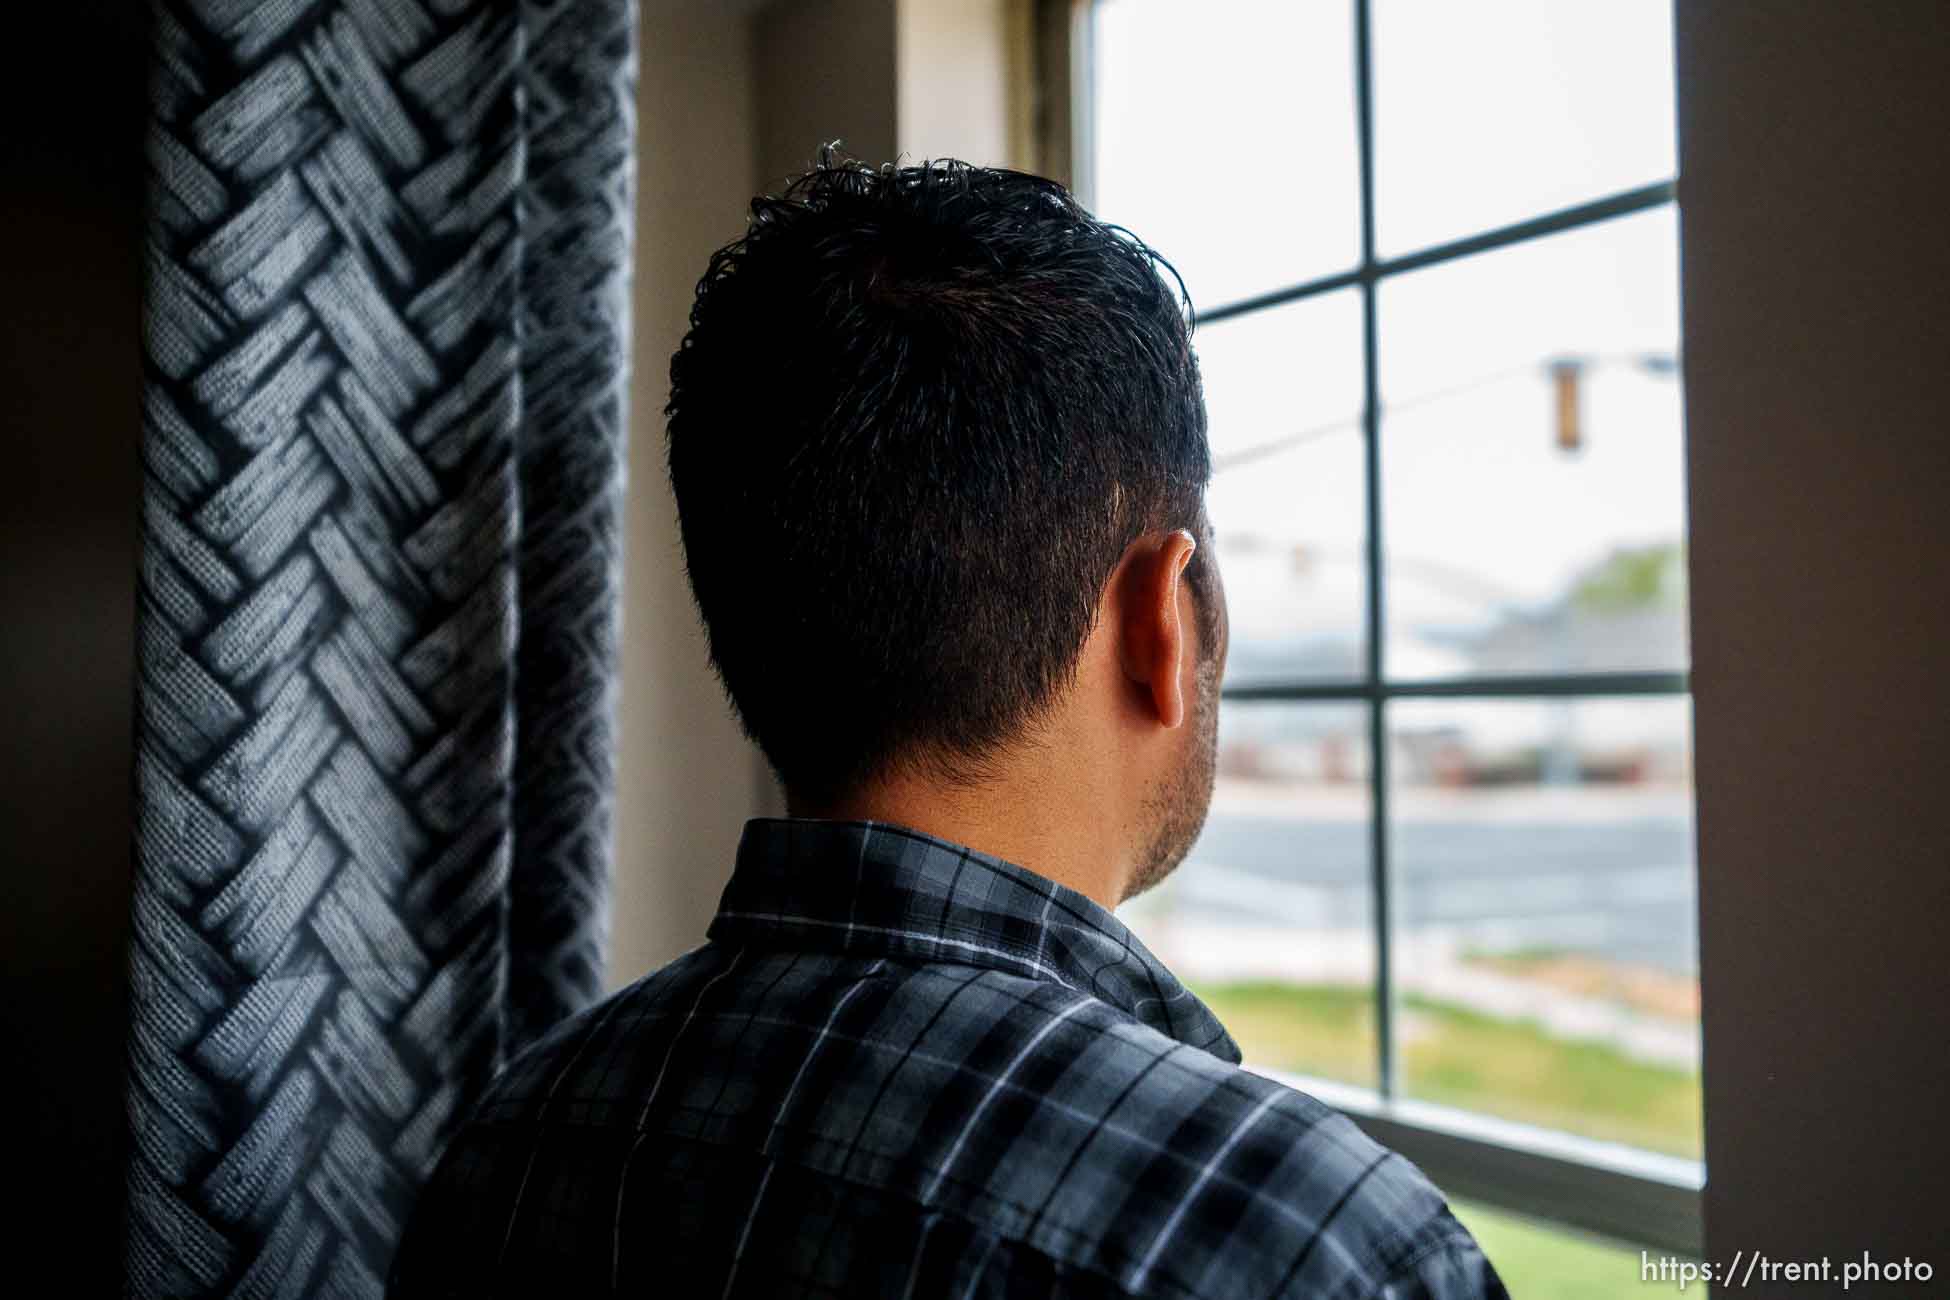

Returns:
127,1,637,1295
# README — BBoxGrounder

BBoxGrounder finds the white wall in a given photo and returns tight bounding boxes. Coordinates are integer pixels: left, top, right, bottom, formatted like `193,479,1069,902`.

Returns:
755,0,899,185
749,0,1024,185
610,3,773,986
1676,0,1950,1266
897,0,1019,167
610,0,1029,988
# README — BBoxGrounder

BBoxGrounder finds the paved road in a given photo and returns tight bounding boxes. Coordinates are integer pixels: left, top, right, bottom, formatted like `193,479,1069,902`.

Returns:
1162,811,1698,974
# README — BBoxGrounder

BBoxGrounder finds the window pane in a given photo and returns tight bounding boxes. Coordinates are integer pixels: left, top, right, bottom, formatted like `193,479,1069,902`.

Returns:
1389,696,1701,1158
1198,291,1367,684
1380,208,1687,679
1373,0,1678,255
1120,702,1377,1089
1093,0,1360,308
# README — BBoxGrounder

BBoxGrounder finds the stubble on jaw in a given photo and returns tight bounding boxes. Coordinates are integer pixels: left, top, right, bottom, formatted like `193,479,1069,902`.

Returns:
1122,648,1221,905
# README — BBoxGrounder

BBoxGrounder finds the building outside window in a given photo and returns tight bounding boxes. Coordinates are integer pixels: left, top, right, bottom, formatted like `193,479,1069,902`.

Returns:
1075,0,1700,1280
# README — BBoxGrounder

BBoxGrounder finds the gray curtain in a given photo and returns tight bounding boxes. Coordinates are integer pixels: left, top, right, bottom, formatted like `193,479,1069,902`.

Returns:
126,1,637,1294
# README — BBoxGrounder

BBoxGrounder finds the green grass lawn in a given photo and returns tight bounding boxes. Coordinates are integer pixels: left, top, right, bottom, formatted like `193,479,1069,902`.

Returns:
1190,980,1701,1158
1451,1199,1669,1299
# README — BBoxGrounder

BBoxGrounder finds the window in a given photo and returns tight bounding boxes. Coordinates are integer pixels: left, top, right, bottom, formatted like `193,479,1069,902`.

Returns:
1077,0,1701,1255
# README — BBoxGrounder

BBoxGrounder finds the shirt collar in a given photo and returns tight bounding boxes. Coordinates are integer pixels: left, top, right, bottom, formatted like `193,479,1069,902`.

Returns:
707,817,1241,1062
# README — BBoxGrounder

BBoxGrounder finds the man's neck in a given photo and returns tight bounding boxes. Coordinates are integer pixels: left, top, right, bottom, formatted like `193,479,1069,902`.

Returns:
791,753,1132,911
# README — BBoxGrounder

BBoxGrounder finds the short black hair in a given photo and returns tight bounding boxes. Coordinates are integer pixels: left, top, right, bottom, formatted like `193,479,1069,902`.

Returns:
666,149,1211,806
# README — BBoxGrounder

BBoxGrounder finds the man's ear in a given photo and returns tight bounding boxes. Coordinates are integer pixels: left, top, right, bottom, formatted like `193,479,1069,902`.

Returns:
1115,530,1199,729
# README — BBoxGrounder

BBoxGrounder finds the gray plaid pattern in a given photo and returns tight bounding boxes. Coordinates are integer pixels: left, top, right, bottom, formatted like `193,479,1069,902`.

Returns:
390,820,1506,1298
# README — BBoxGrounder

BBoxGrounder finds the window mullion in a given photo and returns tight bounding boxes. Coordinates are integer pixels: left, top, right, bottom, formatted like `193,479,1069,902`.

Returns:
1352,0,1396,1102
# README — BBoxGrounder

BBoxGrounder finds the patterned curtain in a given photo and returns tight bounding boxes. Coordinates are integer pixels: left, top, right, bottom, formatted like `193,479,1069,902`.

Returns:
127,1,636,1294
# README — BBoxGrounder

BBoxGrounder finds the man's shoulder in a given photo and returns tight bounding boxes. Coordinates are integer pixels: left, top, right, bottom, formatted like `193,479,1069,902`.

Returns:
461,942,729,1125
433,949,1493,1299
993,1008,1478,1298
680,953,1482,1300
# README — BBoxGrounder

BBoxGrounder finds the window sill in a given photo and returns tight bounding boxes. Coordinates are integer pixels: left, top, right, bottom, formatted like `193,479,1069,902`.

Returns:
1249,1066,1704,1256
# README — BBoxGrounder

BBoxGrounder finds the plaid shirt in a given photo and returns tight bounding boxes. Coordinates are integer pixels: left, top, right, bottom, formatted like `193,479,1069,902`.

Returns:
390,819,1506,1299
